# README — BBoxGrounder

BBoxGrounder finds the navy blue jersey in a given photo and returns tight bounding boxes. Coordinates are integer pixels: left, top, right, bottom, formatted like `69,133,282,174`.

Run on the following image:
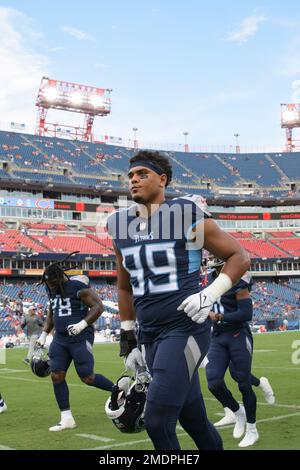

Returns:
50,278,94,343
212,273,253,334
107,195,212,343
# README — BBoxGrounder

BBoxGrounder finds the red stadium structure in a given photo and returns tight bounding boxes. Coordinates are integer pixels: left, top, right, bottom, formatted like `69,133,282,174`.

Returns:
36,77,112,142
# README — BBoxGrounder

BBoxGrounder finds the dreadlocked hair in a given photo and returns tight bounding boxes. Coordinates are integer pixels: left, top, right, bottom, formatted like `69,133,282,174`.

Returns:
40,251,80,299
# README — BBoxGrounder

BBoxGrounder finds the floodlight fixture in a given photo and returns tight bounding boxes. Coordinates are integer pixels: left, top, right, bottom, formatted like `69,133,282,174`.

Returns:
281,103,300,128
280,103,300,152
35,76,112,141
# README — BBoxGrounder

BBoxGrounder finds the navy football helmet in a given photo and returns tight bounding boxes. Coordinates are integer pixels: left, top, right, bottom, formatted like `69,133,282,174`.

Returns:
105,371,151,433
30,347,50,378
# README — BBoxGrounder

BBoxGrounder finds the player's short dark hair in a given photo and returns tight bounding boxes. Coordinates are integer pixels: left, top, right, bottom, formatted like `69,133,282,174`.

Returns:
129,150,172,187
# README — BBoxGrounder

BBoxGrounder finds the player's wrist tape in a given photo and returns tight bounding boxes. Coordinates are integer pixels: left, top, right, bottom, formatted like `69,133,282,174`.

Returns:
119,329,137,357
121,320,136,331
39,331,48,343
77,319,88,330
203,273,232,302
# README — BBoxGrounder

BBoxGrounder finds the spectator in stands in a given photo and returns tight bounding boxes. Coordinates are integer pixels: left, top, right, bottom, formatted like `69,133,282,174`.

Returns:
21,306,44,364
18,289,24,301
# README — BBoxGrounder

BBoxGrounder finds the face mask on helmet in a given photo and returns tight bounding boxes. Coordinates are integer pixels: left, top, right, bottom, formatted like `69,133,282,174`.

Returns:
30,347,51,378
105,371,151,433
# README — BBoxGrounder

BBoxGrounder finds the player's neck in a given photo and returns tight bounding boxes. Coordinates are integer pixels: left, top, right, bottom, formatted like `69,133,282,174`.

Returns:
139,194,165,217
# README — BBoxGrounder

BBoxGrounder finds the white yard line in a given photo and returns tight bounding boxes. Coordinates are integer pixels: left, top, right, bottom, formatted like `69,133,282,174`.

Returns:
254,350,278,353
0,445,16,450
252,366,300,370
0,368,30,374
0,375,87,387
1,376,299,410
76,433,115,442
83,412,300,450
203,396,300,409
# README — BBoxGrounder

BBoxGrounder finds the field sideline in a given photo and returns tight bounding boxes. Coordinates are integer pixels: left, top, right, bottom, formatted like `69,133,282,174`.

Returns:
0,331,299,450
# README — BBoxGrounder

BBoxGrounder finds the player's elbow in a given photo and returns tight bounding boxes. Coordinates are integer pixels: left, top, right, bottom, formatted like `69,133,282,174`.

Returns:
96,301,104,316
90,301,104,318
239,248,251,273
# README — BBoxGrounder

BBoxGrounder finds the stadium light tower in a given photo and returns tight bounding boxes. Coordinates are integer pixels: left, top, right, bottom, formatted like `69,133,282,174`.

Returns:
183,132,189,152
35,77,112,142
132,127,138,150
281,103,300,152
234,133,240,154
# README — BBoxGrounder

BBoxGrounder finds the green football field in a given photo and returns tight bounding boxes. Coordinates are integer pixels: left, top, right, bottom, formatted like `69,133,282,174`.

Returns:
0,331,299,451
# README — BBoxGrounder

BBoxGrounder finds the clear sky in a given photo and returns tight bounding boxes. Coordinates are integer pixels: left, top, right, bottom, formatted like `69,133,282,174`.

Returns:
1,0,300,150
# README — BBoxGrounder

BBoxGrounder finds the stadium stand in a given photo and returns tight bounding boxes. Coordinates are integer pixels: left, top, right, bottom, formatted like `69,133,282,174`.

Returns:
1,130,300,198
0,129,300,339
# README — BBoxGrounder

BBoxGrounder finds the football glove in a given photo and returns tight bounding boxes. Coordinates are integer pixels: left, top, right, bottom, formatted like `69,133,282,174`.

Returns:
124,347,146,373
119,325,146,373
67,320,88,336
177,289,215,324
177,273,233,324
119,329,138,357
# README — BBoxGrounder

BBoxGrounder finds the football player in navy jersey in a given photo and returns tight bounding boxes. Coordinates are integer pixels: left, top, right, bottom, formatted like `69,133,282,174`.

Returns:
37,257,114,431
107,150,251,450
205,260,274,447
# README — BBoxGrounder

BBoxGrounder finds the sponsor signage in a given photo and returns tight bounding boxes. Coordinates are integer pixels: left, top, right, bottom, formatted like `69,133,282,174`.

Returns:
214,212,300,221
24,269,44,275
0,269,12,275
88,270,117,277
0,197,54,209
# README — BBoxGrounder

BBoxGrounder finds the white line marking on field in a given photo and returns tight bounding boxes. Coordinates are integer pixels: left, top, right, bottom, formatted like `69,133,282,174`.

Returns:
83,412,300,450
217,412,300,429
0,445,15,450
1,376,299,411
76,433,115,442
0,368,30,374
256,412,300,424
257,402,300,409
253,366,300,370
81,435,166,450
0,375,88,387
203,396,300,409
254,350,277,353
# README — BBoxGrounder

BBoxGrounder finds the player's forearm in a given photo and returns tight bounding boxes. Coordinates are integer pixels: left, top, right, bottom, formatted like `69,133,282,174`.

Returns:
43,314,54,334
118,289,136,322
84,304,103,325
221,298,253,323
221,250,250,285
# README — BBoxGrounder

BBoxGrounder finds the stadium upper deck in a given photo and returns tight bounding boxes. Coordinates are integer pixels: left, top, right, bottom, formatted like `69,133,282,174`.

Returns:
0,130,300,202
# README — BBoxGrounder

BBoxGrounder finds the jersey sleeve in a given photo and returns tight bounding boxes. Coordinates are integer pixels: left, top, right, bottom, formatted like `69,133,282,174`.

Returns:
233,273,252,294
178,194,212,241
69,279,92,299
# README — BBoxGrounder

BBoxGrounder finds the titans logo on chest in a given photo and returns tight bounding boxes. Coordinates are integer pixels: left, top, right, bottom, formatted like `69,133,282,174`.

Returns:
134,231,154,243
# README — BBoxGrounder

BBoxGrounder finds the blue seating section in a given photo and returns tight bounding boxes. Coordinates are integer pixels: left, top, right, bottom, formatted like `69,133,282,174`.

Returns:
272,153,300,180
222,153,282,185
175,152,239,186
252,280,300,321
1,130,300,194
